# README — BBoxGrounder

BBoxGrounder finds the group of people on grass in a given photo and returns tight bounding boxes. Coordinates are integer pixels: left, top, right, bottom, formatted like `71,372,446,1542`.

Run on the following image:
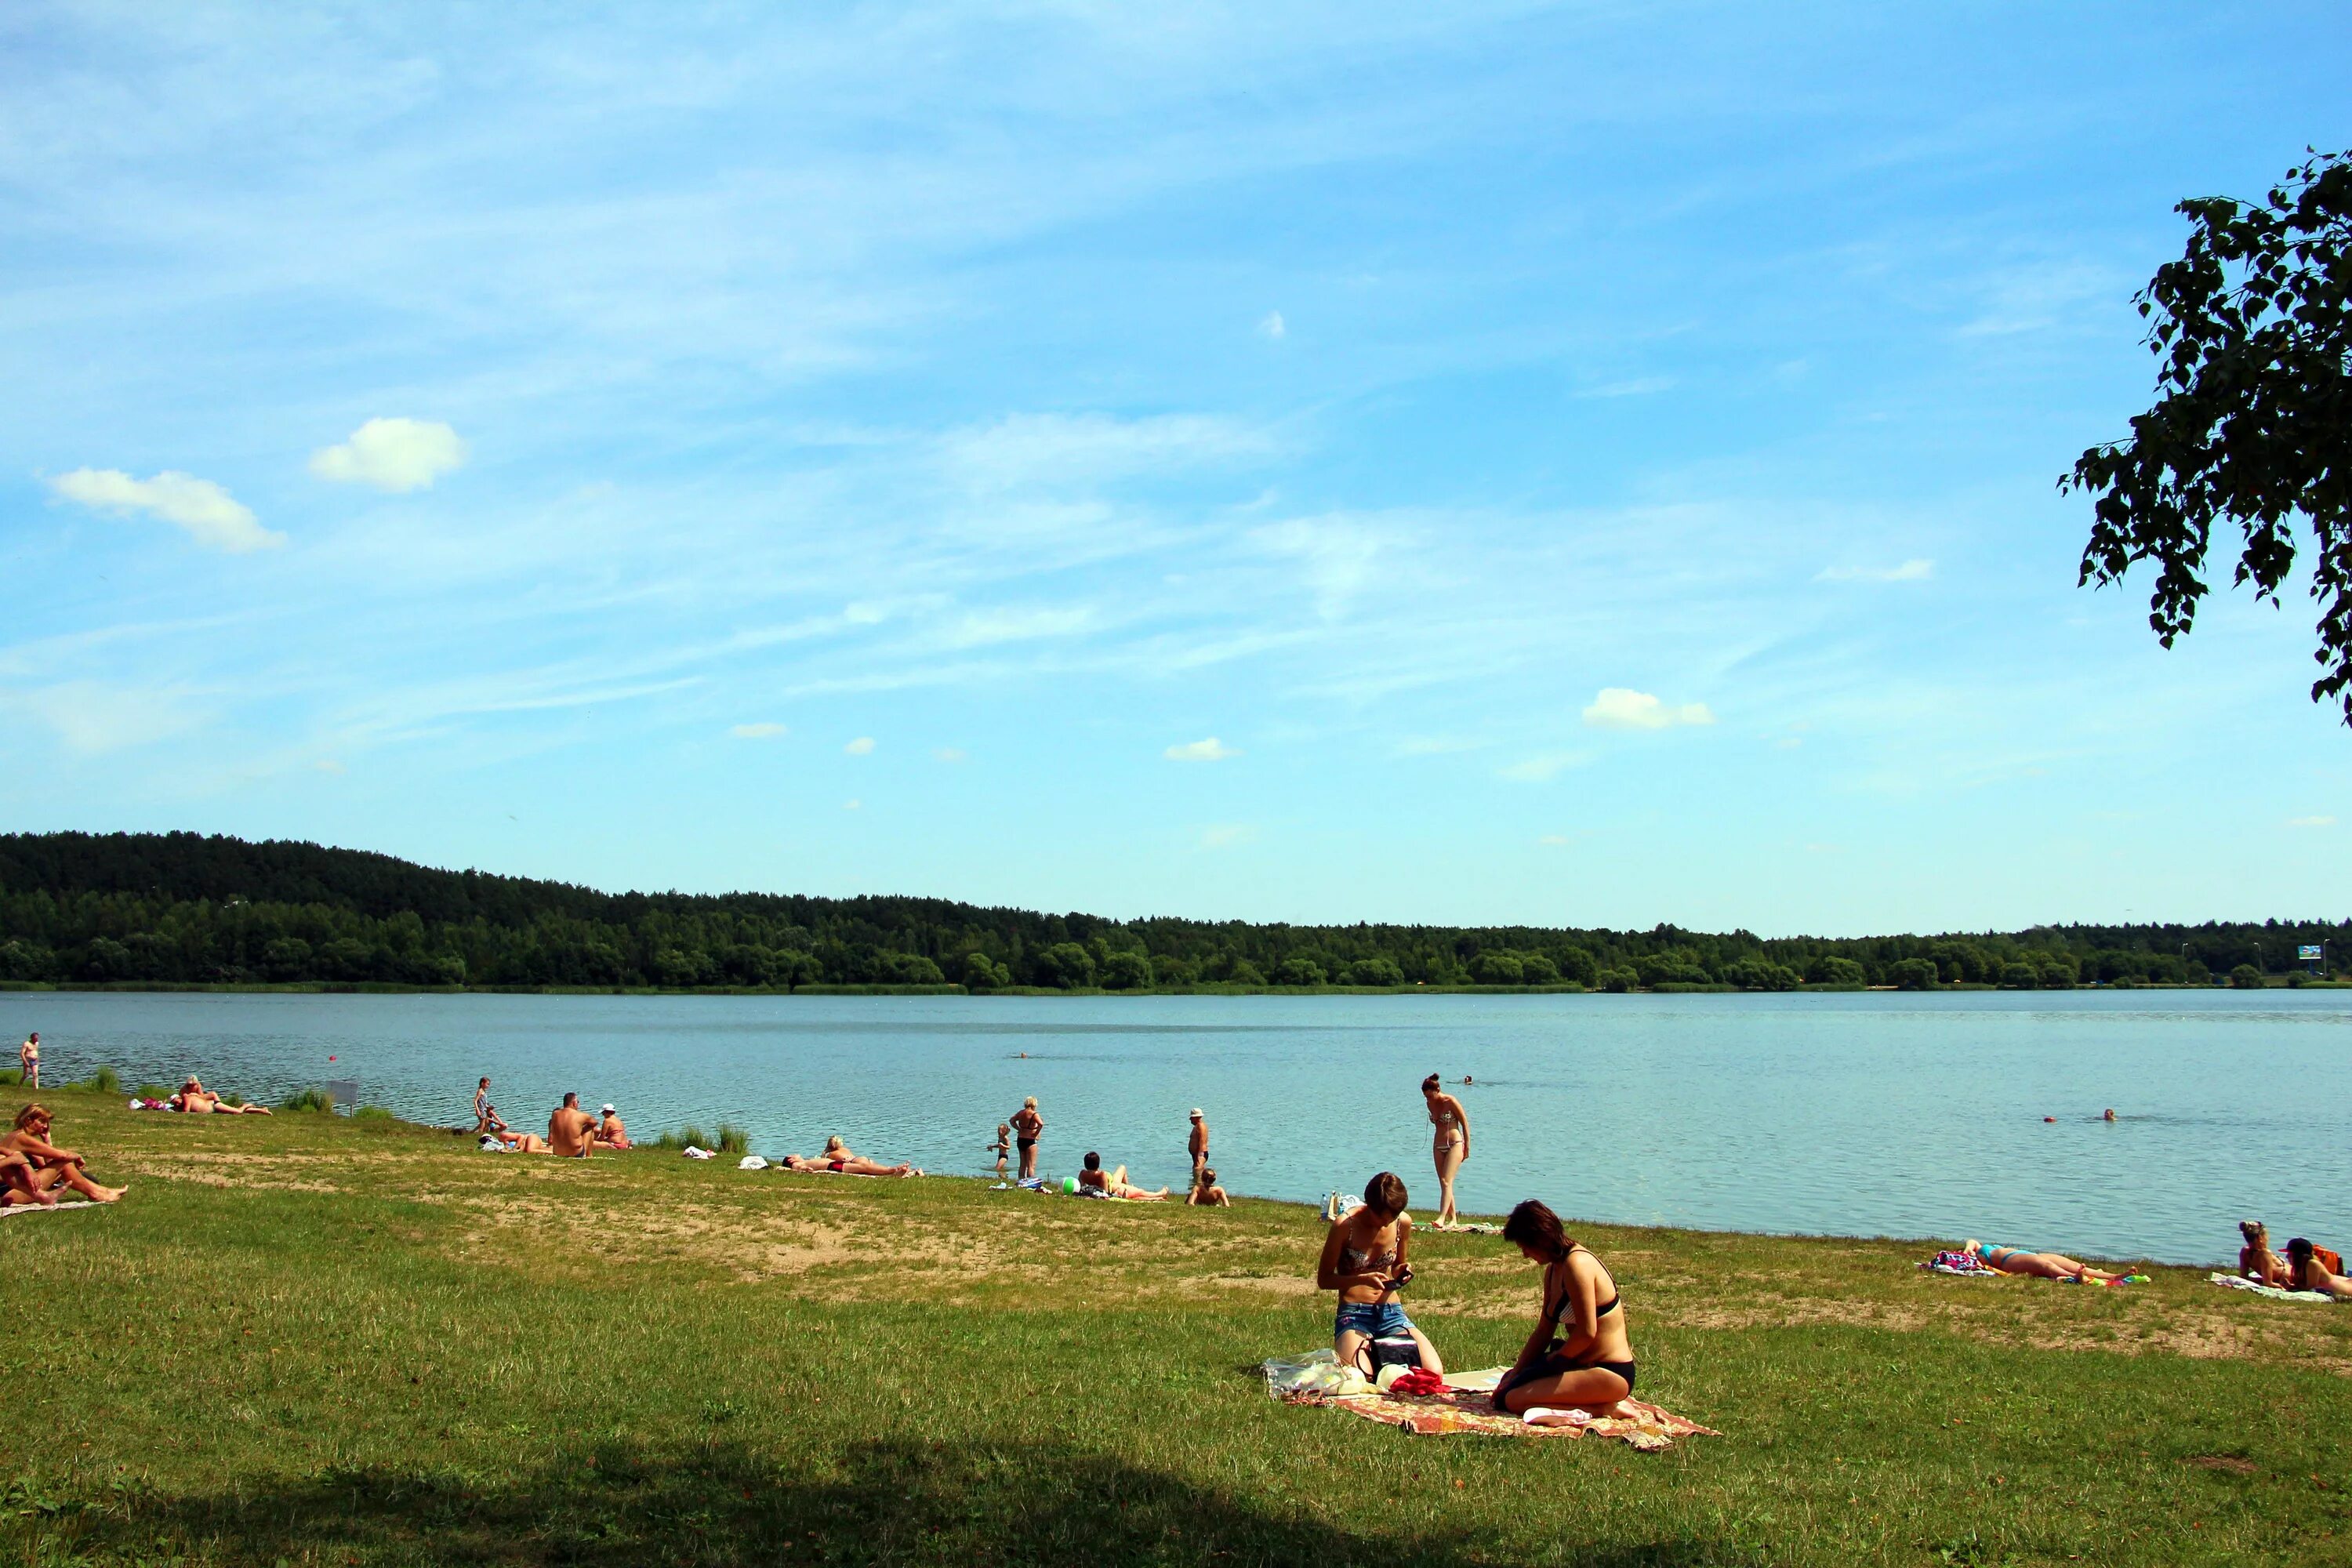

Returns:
2237,1219,2352,1298
0,1104,127,1206
473,1080,630,1156
1319,1167,1636,1418
991,1096,1229,1206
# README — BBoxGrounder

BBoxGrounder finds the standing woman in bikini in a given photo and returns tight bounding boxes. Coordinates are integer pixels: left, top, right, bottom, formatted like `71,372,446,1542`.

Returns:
1492,1199,1636,1416
1421,1074,1469,1229
1011,1097,1043,1181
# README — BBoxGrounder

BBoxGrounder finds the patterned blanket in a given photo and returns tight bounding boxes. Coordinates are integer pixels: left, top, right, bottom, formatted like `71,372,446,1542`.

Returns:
1263,1359,1718,1450
2209,1271,2340,1304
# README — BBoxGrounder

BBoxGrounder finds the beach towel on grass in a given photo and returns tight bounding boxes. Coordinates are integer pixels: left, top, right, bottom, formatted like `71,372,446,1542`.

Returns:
1922,1250,1999,1277
2209,1271,2340,1304
0,1200,97,1218
1260,1352,1716,1451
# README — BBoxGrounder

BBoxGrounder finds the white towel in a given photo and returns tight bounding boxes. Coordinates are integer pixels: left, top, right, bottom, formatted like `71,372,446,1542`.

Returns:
737,1155,769,1170
681,1145,716,1160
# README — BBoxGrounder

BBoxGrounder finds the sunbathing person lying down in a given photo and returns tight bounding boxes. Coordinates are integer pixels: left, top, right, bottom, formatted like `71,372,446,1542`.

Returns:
782,1137,920,1177
1079,1150,1166,1200
2,1104,126,1203
1963,1240,2130,1284
172,1077,273,1115
2286,1238,2352,1300
481,1130,553,1152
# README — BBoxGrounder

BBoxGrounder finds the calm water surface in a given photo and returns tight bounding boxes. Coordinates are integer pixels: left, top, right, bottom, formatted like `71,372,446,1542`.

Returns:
4,989,2343,1265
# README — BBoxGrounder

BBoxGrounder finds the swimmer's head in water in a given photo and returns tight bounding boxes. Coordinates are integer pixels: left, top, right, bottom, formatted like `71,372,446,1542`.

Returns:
1363,1170,1407,1216
1083,1151,1102,1171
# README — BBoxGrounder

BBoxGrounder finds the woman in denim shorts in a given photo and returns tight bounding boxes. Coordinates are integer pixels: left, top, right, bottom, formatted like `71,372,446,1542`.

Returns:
1316,1171,1444,1376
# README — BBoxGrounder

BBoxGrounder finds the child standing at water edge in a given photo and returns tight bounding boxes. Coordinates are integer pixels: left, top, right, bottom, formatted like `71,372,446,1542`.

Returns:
987,1123,1011,1183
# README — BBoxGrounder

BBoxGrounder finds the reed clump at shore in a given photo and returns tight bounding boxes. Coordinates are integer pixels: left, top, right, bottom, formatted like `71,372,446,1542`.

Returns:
3,1087,2347,1566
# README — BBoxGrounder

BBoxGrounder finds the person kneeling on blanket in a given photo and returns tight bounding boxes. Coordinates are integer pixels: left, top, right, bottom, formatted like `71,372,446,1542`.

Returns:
1317,1171,1443,1378
1490,1199,1638,1416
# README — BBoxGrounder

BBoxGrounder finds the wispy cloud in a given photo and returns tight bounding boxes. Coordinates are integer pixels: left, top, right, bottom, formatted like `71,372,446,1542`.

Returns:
1500,752,1589,782
729,721,788,739
1581,688,1715,730
934,746,968,762
844,736,876,755
1166,737,1240,761
1576,376,1675,398
2288,815,2336,828
310,418,468,492
1198,822,1256,848
2,679,209,754
1537,833,1570,846
1258,310,1286,339
48,469,282,553
1817,559,1934,583
939,412,1276,492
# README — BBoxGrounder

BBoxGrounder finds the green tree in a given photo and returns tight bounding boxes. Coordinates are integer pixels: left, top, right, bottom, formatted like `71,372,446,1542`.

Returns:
1887,957,1940,991
1340,956,1403,986
1033,942,1096,989
1099,950,1153,990
1598,967,1637,993
1272,956,1327,987
1226,958,1266,986
1723,957,1801,992
1518,953,1561,985
1998,961,2039,989
962,952,1007,989
1805,955,1867,988
2230,962,2266,989
2067,151,2352,720
1468,951,1524,985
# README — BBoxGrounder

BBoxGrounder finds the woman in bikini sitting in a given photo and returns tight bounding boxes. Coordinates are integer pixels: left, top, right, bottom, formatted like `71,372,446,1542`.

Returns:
173,1077,273,1115
1,1105,127,1203
2285,1238,2352,1300
2239,1220,2290,1286
1076,1151,1167,1199
1491,1199,1635,1417
1316,1171,1442,1377
1963,1240,2128,1284
1421,1074,1469,1229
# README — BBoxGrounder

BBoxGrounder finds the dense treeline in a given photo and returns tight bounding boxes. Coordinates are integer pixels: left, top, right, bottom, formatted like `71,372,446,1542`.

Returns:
0,833,2342,993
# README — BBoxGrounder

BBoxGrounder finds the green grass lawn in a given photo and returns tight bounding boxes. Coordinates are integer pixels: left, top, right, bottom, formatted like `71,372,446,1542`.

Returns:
3,1087,2348,1566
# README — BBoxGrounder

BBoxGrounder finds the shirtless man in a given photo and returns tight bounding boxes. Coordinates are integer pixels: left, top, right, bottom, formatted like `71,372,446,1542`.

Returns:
1187,1108,1210,1181
594,1104,630,1150
1011,1097,1043,1181
548,1092,599,1159
1077,1150,1167,1200
2,1105,127,1202
17,1032,38,1089
472,1077,507,1135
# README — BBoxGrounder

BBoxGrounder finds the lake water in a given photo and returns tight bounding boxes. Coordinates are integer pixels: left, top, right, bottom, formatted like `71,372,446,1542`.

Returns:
3,988,2343,1266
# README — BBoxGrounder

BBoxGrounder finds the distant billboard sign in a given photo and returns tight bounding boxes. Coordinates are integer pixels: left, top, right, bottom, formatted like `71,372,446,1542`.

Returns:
2299,945,2324,961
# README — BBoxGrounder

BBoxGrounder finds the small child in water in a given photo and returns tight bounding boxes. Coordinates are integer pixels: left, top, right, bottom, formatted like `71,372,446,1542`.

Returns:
987,1123,1011,1184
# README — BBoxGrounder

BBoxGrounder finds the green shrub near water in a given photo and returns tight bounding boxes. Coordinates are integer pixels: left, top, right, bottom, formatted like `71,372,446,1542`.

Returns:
135,1083,173,1101
279,1087,336,1113
78,1065,122,1094
0,1068,18,1087
654,1123,712,1152
352,1104,397,1129
714,1122,750,1155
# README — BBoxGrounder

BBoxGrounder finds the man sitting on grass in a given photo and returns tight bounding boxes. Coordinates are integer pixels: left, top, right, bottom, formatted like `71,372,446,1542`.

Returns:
548,1092,599,1158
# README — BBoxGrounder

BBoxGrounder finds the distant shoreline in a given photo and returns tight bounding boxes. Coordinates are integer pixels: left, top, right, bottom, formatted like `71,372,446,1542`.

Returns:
2,978,2340,996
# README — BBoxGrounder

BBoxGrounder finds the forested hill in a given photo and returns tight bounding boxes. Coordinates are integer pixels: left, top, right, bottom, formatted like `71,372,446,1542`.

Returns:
0,830,2342,993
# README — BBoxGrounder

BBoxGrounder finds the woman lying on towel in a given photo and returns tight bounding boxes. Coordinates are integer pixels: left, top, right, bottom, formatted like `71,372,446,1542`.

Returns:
1316,1171,1443,1377
2,1104,127,1203
1962,1240,2127,1284
2286,1238,2352,1299
1491,1199,1635,1416
1077,1151,1166,1200
782,1138,920,1178
172,1077,273,1115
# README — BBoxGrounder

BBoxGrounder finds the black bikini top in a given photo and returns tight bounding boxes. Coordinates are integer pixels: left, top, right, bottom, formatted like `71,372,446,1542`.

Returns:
1547,1247,1621,1324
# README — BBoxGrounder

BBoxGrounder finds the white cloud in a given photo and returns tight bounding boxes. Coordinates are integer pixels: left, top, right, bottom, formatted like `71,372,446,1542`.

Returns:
3,679,206,753
1817,559,1935,583
1258,310,1286,339
1166,736,1239,761
309,417,468,492
48,468,282,553
314,757,346,774
935,746,968,762
937,605,1094,648
730,721,788,739
1581,688,1715,730
843,601,888,624
1537,833,1570,846
844,735,875,755
1576,376,1675,398
1499,752,1588,782
1250,514,1388,620
843,797,862,811
2288,815,2336,828
940,412,1275,491
1199,822,1256,848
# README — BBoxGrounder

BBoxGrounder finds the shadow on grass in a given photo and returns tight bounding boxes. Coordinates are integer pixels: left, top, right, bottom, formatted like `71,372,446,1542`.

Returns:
16,1437,1733,1567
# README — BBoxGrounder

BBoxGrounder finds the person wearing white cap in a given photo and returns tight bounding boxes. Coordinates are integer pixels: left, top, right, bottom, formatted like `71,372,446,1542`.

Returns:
1188,1107,1210,1182
594,1102,630,1150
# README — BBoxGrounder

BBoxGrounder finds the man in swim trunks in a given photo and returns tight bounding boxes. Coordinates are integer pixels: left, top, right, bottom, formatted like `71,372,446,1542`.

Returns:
1011,1097,1043,1181
1187,1108,1209,1181
548,1092,599,1159
18,1033,38,1089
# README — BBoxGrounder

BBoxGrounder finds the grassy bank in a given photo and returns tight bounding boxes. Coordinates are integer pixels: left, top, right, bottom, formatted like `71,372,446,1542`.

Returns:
2,1089,2347,1566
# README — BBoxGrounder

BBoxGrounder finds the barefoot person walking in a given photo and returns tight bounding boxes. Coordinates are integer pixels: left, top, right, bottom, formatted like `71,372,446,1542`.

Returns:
1421,1074,1470,1229
1011,1097,1043,1181
1187,1108,1209,1181
17,1033,38,1089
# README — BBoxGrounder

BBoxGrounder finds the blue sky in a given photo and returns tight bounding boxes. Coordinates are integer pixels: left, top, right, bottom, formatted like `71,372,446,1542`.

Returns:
4,2,2349,935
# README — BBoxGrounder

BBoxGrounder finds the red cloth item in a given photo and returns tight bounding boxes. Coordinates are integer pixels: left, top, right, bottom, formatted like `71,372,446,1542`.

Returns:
1386,1368,1449,1397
